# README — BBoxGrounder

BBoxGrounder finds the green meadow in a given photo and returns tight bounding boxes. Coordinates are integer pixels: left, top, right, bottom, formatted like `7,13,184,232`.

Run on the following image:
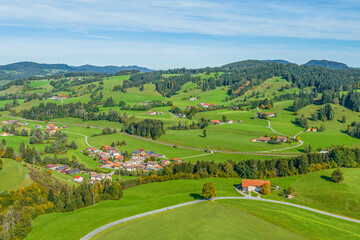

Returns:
93,200,360,240
0,159,32,192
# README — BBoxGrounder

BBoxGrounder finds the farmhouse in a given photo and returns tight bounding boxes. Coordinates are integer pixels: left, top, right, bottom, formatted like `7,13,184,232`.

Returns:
178,113,185,118
0,132,9,137
241,179,270,192
199,102,215,108
46,164,57,170
258,137,270,143
189,97,197,101
227,119,233,124
210,120,221,125
250,138,257,142
147,111,156,115
277,136,287,142
66,168,81,175
35,124,42,128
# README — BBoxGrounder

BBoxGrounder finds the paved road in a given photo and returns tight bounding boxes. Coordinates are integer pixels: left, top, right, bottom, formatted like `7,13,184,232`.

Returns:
81,192,360,240
7,115,300,157
62,131,94,148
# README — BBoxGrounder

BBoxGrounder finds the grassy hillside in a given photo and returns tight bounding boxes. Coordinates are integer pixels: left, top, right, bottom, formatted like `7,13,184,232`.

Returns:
0,159,32,191
27,178,240,240
267,168,360,219
93,200,360,240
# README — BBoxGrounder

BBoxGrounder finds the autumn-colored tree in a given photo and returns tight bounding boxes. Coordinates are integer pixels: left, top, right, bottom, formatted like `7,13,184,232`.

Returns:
261,183,271,195
201,182,216,199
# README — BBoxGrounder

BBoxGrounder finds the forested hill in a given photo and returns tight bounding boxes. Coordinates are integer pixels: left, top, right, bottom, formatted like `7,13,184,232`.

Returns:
262,59,291,64
304,60,350,70
0,61,153,80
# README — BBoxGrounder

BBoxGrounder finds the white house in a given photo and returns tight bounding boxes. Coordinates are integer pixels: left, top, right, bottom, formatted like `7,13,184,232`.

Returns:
74,176,83,182
227,120,233,124
147,111,157,115
189,97,197,101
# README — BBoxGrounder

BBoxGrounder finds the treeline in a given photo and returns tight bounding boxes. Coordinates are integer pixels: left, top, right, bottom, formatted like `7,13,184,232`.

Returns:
0,166,122,239
124,119,166,139
120,146,360,182
19,102,128,123
167,117,209,130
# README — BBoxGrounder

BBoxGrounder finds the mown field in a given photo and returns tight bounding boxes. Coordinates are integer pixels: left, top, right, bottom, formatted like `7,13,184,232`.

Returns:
93,200,360,240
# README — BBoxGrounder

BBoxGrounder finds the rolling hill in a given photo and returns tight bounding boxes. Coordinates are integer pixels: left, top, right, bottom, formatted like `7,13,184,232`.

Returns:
0,61,153,80
304,60,349,70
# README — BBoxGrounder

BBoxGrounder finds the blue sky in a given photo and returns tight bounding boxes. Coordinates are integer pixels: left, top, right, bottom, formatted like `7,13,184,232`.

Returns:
0,0,360,69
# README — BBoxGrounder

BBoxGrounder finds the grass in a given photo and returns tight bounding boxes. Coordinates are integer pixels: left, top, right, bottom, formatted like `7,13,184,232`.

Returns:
93,199,360,240
0,159,32,192
27,178,240,240
265,168,360,219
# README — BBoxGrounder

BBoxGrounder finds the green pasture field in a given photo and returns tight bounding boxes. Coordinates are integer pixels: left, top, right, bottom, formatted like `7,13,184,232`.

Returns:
93,199,360,240
244,77,300,100
0,159,32,192
28,80,51,88
27,178,240,240
297,103,360,149
266,168,360,220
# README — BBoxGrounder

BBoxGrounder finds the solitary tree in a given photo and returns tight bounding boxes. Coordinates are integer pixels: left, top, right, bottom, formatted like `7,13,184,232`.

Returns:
342,115,346,123
201,182,216,199
331,168,344,183
203,129,207,138
261,183,271,195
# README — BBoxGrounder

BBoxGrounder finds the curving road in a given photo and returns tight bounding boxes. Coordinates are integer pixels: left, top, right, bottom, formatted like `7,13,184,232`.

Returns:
81,190,360,240
6,115,301,157
62,131,94,148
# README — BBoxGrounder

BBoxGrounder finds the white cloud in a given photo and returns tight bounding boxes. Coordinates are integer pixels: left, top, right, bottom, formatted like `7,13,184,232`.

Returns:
0,0,360,40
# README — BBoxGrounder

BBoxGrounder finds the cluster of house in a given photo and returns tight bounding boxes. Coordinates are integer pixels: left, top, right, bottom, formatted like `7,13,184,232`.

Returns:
1,120,28,126
0,120,29,136
250,136,287,143
199,102,215,108
43,124,67,135
147,111,164,115
86,146,174,172
46,163,113,183
259,111,275,117
210,119,233,125
307,127,318,132
49,94,69,101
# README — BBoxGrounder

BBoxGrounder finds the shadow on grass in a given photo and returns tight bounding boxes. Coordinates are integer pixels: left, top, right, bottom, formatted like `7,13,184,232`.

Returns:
190,193,203,199
198,135,205,138
320,175,332,182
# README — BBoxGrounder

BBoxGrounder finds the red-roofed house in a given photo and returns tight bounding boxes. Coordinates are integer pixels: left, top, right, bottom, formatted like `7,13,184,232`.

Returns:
259,137,270,143
277,136,287,142
147,111,157,115
241,179,270,192
227,119,233,124
74,176,83,182
210,120,221,125
199,102,215,108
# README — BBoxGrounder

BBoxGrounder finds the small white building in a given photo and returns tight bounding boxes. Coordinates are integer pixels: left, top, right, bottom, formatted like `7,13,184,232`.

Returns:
189,97,197,101
227,120,233,124
147,111,157,115
74,176,83,182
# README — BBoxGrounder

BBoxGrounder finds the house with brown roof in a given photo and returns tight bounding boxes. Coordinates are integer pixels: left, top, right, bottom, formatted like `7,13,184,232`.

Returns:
241,179,270,192
258,137,270,143
277,136,287,142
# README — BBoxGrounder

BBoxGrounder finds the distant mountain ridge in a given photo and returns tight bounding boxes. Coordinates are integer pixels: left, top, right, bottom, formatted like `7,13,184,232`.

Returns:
0,61,153,80
262,59,291,64
303,60,350,70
